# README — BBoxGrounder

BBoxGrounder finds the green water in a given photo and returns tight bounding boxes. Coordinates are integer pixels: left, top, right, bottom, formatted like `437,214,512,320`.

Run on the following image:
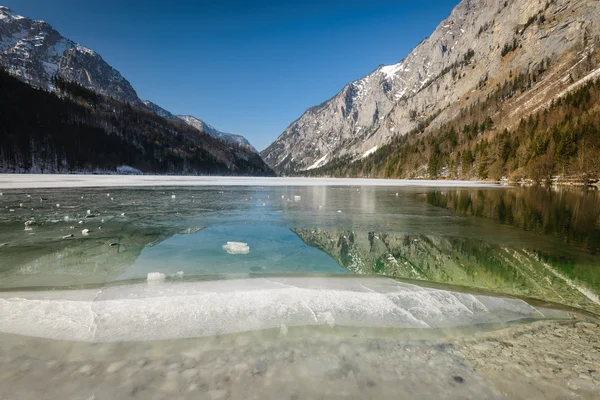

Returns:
0,184,598,313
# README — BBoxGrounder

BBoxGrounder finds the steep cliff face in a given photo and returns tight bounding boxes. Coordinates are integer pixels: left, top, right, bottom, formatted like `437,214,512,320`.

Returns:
262,0,600,174
0,6,140,104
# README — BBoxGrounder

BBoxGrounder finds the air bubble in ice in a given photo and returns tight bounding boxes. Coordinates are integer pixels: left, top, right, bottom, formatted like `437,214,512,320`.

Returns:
279,324,288,336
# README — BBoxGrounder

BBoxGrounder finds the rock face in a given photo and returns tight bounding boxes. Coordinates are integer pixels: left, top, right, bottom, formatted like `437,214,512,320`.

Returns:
0,6,256,150
178,115,256,151
0,6,140,104
262,0,600,173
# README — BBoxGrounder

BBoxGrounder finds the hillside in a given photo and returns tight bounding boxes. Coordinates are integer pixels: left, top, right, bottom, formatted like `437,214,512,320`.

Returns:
301,73,600,183
0,6,256,150
0,70,273,175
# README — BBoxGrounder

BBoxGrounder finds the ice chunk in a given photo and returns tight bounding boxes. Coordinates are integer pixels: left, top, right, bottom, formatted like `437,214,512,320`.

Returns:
0,277,571,343
81,229,90,235
171,195,176,199
294,195,301,202
223,241,250,255
147,272,166,282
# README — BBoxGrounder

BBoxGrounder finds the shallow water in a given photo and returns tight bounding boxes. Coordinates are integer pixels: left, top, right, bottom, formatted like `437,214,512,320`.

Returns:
0,184,598,312
1,180,600,398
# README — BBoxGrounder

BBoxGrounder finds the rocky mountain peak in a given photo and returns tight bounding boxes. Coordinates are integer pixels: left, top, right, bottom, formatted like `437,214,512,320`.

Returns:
0,5,258,150
0,6,140,104
261,0,600,174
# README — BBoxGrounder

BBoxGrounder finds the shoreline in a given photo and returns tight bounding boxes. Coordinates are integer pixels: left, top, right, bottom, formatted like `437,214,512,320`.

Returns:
0,319,597,399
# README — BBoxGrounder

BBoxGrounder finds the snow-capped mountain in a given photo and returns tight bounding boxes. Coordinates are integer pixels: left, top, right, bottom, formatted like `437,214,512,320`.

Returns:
0,5,256,150
178,115,256,151
262,0,600,173
0,5,140,104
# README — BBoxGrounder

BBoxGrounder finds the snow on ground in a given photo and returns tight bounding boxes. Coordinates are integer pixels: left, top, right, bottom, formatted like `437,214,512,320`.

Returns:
306,153,329,170
362,146,379,158
380,63,404,80
0,174,504,189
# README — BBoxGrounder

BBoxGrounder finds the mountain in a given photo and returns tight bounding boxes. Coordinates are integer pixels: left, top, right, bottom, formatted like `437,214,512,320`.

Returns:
262,0,600,175
178,115,257,151
0,6,256,151
142,100,179,120
0,6,140,105
0,70,274,175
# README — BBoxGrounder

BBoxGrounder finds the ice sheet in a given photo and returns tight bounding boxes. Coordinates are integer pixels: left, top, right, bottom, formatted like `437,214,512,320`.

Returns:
0,174,504,189
0,277,567,342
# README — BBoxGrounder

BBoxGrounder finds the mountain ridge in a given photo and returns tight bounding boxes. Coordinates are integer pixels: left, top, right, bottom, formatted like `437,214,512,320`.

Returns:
261,0,600,175
0,5,257,150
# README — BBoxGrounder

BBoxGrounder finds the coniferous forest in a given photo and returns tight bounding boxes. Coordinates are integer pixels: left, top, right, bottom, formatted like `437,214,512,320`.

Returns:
0,69,274,175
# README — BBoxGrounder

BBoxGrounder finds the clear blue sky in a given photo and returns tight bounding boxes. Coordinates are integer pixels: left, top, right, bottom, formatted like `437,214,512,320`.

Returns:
4,0,456,150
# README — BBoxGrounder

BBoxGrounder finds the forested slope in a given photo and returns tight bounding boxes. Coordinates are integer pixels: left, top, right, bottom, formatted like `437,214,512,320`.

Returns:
0,70,274,175
302,74,600,183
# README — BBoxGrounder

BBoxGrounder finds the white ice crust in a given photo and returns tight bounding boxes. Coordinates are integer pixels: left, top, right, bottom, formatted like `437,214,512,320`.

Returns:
0,277,564,343
0,175,505,189
223,242,250,255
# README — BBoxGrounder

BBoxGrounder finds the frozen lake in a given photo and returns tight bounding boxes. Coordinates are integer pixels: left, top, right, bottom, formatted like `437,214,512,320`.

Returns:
1,176,599,399
0,174,503,189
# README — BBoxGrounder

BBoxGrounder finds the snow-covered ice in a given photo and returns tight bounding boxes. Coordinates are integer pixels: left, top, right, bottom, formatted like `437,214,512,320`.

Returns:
0,277,570,342
0,175,504,189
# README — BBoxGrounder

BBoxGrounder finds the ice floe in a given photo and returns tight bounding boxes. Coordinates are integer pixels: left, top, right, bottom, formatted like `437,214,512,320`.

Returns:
0,175,505,189
223,241,250,255
0,277,571,342
147,272,166,282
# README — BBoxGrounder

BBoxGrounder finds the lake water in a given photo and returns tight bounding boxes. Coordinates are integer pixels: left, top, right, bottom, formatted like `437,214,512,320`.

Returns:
1,182,598,311
0,178,598,399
